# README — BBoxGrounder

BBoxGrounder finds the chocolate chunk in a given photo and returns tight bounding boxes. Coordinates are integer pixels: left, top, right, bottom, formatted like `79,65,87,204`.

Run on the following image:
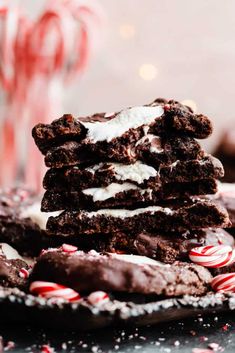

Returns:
30,250,212,297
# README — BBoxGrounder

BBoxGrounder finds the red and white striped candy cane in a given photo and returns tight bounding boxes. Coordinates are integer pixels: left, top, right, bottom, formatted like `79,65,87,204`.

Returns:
61,244,78,253
28,3,74,77
19,268,29,279
0,0,104,190
30,281,81,302
61,0,105,81
87,291,109,305
0,4,20,92
211,273,235,293
189,245,235,268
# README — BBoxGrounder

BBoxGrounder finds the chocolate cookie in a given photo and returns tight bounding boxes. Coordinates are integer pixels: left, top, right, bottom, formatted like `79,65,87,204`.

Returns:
44,134,204,168
136,134,203,168
32,98,212,158
212,183,235,228
214,130,235,182
41,179,218,211
42,228,233,264
77,228,234,264
30,250,212,297
46,199,230,236
43,155,223,192
0,187,60,256
0,254,29,289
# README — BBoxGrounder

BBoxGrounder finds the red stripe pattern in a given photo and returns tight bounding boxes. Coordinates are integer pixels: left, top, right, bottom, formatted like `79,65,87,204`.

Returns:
189,245,235,268
19,268,29,279
61,244,78,253
30,281,81,302
211,273,235,293
87,291,109,305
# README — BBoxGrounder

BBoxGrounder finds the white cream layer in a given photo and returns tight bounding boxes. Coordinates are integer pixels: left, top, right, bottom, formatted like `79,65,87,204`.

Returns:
109,253,166,267
136,134,164,154
81,106,164,143
86,160,158,184
82,182,139,202
0,243,23,260
113,161,157,184
84,205,173,219
20,202,60,230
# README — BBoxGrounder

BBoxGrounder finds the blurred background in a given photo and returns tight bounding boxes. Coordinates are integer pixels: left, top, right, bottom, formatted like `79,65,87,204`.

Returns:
1,0,235,187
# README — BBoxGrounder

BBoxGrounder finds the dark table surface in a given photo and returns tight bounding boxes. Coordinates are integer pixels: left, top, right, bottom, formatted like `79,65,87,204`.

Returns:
1,312,235,353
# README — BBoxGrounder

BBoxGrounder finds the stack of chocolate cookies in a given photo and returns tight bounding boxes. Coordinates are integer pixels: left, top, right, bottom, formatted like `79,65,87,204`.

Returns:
0,98,234,331
32,98,231,264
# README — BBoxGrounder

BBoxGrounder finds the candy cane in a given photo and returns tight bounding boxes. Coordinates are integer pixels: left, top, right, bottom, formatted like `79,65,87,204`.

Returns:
211,273,235,293
0,0,104,190
30,281,81,302
28,5,74,77
189,245,235,268
61,244,78,253
87,291,109,305
0,5,20,92
60,0,105,81
19,268,29,279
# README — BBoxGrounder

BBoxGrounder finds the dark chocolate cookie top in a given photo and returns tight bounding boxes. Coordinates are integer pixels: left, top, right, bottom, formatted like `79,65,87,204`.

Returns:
32,98,213,155
30,250,212,297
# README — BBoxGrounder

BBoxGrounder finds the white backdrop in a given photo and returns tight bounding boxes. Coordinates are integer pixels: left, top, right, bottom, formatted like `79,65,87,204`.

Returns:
6,0,235,150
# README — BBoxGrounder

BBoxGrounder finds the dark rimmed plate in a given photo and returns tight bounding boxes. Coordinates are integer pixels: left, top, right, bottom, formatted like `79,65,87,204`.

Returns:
1,287,235,331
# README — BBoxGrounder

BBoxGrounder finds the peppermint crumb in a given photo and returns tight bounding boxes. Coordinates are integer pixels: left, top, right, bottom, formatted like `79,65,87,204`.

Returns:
0,337,3,352
222,324,230,331
134,345,142,350
139,336,146,341
82,344,88,348
61,343,67,350
190,330,197,336
40,344,54,353
208,342,220,350
114,345,119,350
174,340,180,346
192,349,213,353
4,341,15,351
91,346,99,353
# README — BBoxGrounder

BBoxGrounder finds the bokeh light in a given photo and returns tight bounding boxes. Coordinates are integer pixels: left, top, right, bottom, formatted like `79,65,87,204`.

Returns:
181,99,197,112
139,64,158,81
119,24,135,39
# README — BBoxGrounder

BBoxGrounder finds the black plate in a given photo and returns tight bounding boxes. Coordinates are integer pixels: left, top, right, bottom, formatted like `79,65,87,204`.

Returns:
1,287,235,331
